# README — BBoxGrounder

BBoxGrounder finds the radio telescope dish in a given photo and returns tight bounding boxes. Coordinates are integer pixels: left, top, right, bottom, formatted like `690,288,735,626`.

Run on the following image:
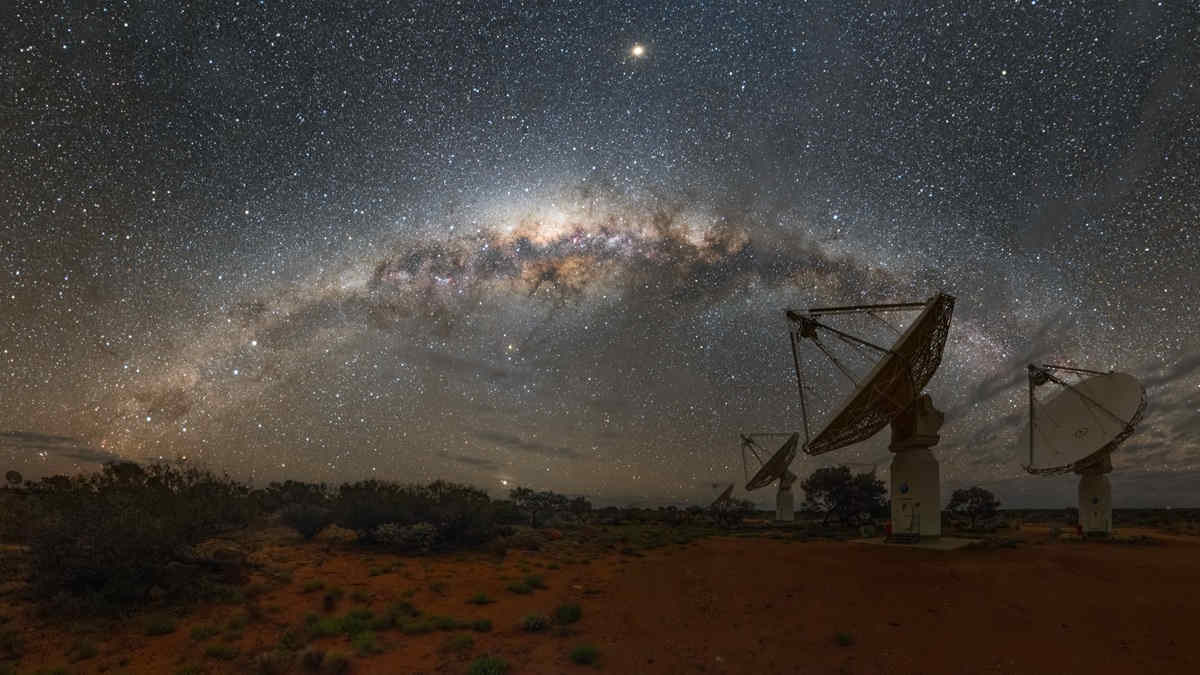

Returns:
709,483,734,509
739,433,800,521
789,293,955,456
786,293,956,540
1022,364,1147,535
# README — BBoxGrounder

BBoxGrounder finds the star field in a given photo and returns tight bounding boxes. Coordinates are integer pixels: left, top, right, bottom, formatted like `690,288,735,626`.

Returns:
2,1,1198,506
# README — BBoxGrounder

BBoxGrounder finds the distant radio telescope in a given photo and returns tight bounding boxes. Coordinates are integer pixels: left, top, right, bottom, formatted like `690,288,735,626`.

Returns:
1022,364,1147,536
736,293,955,539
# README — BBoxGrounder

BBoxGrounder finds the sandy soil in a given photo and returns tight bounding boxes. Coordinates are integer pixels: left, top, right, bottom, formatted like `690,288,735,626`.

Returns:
5,527,1199,674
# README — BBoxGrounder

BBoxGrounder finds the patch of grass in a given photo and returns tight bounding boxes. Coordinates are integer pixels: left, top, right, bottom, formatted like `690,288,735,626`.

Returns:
552,602,582,625
467,593,494,605
350,630,381,655
441,634,475,654
349,590,370,604
470,619,493,632
569,644,600,665
322,651,350,674
400,618,435,635
368,567,385,577
255,649,295,674
228,614,250,631
429,581,448,594
279,628,308,651
520,614,549,632
190,625,220,641
834,631,855,647
302,580,326,593
67,638,98,662
468,655,511,675
145,617,177,636
506,581,533,594
205,644,239,660
524,574,547,589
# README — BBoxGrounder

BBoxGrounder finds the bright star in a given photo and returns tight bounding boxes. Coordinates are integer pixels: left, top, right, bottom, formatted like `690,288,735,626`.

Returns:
631,43,645,58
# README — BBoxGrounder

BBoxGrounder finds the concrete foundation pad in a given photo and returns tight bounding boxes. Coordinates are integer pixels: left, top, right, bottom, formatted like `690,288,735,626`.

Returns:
850,536,979,551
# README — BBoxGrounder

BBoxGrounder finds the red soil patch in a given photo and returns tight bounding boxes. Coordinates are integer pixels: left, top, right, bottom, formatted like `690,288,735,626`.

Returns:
5,529,1198,674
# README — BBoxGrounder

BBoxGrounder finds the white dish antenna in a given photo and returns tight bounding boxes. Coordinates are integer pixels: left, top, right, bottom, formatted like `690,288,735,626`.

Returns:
1022,364,1147,536
1023,365,1147,475
739,432,800,521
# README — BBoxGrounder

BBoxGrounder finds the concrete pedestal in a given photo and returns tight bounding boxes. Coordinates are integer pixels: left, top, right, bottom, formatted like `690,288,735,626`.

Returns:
1078,472,1112,535
890,448,941,537
888,394,944,539
776,471,796,522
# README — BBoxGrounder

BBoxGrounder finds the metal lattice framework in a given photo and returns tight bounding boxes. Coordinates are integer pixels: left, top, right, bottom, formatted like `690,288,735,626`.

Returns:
740,432,800,491
1023,364,1147,476
786,293,955,456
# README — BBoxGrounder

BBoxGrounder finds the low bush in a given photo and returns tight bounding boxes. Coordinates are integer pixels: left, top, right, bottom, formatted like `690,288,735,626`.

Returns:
334,480,499,550
569,644,599,665
521,614,549,632
205,645,239,660
22,462,256,611
441,633,474,654
467,593,494,605
468,655,511,675
552,603,582,625
281,504,334,540
322,651,351,674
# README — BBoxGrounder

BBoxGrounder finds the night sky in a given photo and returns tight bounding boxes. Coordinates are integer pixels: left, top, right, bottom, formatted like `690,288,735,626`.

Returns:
3,1,1198,507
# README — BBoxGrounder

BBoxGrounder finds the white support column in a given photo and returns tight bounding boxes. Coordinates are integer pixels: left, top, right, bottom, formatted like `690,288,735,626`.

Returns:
888,394,944,539
1078,472,1112,535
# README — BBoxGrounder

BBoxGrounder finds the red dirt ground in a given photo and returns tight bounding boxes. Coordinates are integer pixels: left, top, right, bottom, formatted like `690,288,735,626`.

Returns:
6,527,1199,674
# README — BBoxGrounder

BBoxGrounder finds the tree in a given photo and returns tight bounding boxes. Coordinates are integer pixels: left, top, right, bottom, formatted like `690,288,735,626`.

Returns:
710,498,755,527
5,470,21,486
509,487,569,528
946,487,1000,529
568,496,592,522
800,466,888,525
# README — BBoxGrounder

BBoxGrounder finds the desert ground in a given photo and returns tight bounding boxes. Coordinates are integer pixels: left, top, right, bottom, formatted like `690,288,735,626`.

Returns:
2,522,1198,675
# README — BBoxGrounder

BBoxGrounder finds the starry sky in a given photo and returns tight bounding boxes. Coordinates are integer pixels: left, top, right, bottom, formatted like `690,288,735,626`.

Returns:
3,1,1198,507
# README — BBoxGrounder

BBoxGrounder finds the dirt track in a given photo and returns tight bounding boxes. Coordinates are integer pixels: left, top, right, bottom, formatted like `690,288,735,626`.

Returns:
7,528,1199,674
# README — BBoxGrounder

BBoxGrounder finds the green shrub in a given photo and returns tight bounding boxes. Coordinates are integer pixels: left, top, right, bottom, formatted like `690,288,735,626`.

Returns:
255,649,295,674
552,603,582,625
23,463,256,610
205,644,239,660
67,638,98,662
322,651,350,674
334,480,499,549
470,619,493,633
468,655,511,675
569,644,599,665
441,633,474,654
521,614,549,632
145,617,176,636
190,625,219,641
281,503,334,540
834,631,854,646
350,630,380,655
302,580,326,593
467,592,494,605
506,581,533,595
524,574,546,589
